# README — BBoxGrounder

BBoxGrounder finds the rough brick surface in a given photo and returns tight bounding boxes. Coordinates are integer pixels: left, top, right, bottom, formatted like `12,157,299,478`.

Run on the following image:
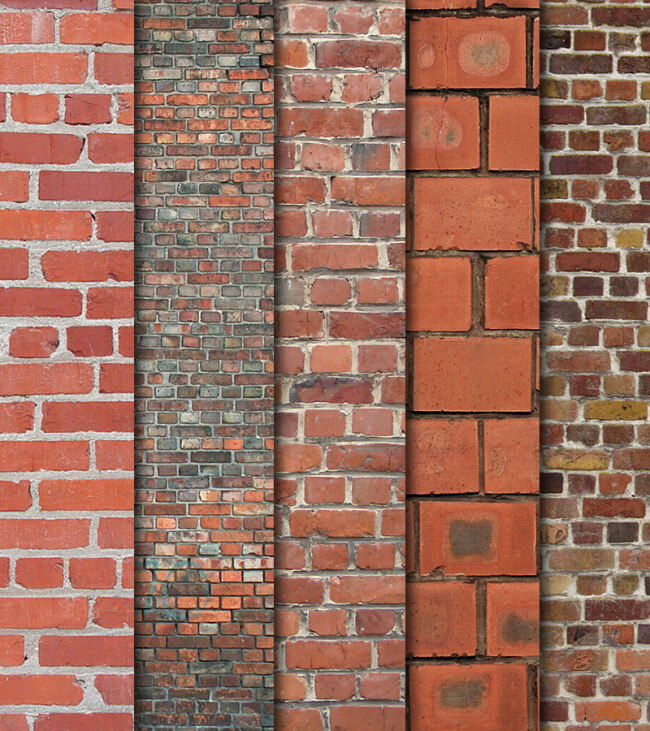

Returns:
274,1,406,726
133,0,274,727
0,0,134,726
406,0,540,726
540,2,650,727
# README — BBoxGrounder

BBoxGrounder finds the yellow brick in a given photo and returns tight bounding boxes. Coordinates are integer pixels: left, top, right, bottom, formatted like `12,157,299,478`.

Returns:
642,81,650,100
541,375,565,397
615,228,644,248
613,575,638,595
584,400,647,421
541,275,570,297
541,523,568,546
541,574,572,596
544,448,609,471
639,326,650,347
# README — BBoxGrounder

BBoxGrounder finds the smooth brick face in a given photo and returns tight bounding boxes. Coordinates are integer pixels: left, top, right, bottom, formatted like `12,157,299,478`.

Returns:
412,337,533,412
419,501,537,576
489,95,540,171
0,1,134,725
276,1,405,724
484,418,539,494
407,95,480,170
407,256,472,331
135,0,274,727
486,582,539,657
409,663,529,729
407,418,478,494
413,177,534,251
409,16,527,89
485,255,540,329
540,0,648,725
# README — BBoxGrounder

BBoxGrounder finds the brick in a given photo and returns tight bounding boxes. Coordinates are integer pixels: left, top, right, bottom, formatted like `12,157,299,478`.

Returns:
40,479,133,511
485,256,540,329
0,676,83,706
60,13,133,45
407,257,472,331
0,172,29,202
487,582,539,656
0,211,91,241
15,558,64,589
86,287,134,319
39,635,134,667
413,177,533,251
0,598,87,629
285,641,372,670
96,211,134,243
407,581,476,656
88,134,133,164
66,326,113,357
0,364,92,396
39,172,133,202
9,328,59,359
409,663,529,729
0,12,55,44
0,635,24,667
42,402,133,433
0,443,89,473
412,337,533,412
408,95,480,170
420,501,537,575
0,403,34,435
0,54,86,84
43,251,132,283
407,418,478,494
0,133,82,165
34,715,133,731
489,95,540,170
409,17,527,89
484,418,539,493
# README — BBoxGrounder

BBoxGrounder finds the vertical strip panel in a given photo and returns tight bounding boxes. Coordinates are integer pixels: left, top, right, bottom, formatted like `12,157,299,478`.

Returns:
134,0,274,726
274,2,406,727
540,2,650,726
406,0,541,727
0,0,135,726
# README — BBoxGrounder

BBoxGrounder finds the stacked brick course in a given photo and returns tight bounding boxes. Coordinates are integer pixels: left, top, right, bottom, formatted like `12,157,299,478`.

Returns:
134,0,274,727
0,0,135,727
274,1,406,726
406,0,541,726
540,1,650,727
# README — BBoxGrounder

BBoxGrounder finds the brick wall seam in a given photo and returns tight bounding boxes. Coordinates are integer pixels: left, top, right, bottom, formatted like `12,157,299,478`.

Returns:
0,0,135,727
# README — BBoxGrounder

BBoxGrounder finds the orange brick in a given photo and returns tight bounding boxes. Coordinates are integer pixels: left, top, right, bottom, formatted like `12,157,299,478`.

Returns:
489,95,540,171
407,257,472,331
485,256,540,330
409,663,529,729
486,582,539,657
407,418,478,494
484,418,539,494
407,95,480,170
412,337,533,412
409,17,527,89
419,501,537,575
413,177,533,251
407,581,476,657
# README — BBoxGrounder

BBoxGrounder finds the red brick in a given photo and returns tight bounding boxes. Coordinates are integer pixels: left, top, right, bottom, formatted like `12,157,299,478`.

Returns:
93,597,133,629
9,327,59,358
409,663,529,729
487,582,539,656
94,675,134,706
407,418,478,494
0,442,89,473
96,440,133,471
66,326,113,357
0,635,24,667
0,12,55,44
285,640,372,669
484,418,539,493
65,93,111,125
69,558,116,589
15,558,64,589
86,287,134,319
408,95,480,170
489,95,540,171
96,211,134,243
0,133,83,165
0,480,31,511
407,256,472,331
0,211,91,241
94,53,134,85
40,479,133,511
60,13,133,45
407,581,476,657
413,177,533,251
39,171,133,202
100,364,133,393
97,517,133,549
419,501,537,575
412,336,533,412
485,256,540,329
330,707,406,729
34,715,133,731
42,402,133,433
410,17,527,89
0,598,87,629
88,133,133,163
0,249,27,281
39,635,133,667
0,53,87,84
0,403,34,435
0,364,92,396
0,676,83,706
0,172,29,202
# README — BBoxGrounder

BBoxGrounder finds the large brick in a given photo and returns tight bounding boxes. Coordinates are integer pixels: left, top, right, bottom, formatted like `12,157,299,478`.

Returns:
407,257,472,332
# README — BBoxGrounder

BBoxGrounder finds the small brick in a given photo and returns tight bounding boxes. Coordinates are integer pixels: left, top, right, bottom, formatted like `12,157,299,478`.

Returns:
487,582,539,656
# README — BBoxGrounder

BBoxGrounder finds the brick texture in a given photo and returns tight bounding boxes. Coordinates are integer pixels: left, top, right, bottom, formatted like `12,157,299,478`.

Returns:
406,0,540,726
274,2,406,726
540,2,650,728
134,0,274,728
0,0,134,726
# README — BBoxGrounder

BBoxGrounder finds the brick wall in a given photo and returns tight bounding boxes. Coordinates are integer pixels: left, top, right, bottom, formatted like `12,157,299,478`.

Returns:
0,0,135,727
274,1,406,726
540,2,650,728
406,0,541,726
134,0,274,727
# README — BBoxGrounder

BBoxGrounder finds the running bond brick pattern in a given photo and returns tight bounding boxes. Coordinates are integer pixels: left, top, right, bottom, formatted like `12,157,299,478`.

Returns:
134,0,274,727
540,3,650,728
406,0,540,727
0,0,135,727
274,2,406,727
